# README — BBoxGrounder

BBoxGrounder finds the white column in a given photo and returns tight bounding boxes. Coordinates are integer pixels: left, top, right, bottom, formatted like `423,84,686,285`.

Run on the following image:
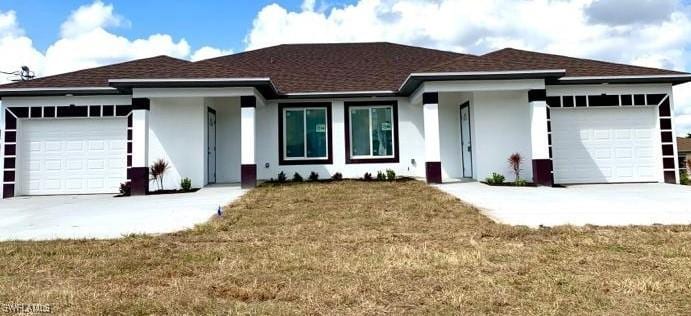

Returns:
423,92,442,183
530,100,550,160
528,90,553,186
130,97,150,195
240,95,257,188
131,109,149,168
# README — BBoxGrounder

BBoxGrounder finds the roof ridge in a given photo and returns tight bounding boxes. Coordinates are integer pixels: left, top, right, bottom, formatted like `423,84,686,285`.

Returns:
483,47,687,75
200,41,469,64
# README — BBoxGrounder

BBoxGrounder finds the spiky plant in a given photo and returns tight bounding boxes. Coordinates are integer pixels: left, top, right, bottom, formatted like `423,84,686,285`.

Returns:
150,159,170,190
508,153,522,184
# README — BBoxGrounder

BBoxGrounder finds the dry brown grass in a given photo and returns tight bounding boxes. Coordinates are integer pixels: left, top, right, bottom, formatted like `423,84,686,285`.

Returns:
2,179,691,315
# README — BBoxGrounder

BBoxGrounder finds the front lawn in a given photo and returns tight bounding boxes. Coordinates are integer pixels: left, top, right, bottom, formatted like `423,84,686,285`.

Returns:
1,180,691,314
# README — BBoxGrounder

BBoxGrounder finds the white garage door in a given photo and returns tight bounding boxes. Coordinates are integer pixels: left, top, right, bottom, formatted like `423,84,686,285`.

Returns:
18,118,127,195
551,107,660,184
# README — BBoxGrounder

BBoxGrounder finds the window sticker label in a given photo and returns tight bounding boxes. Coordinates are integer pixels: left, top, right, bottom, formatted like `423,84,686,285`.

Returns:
316,124,326,132
381,122,391,131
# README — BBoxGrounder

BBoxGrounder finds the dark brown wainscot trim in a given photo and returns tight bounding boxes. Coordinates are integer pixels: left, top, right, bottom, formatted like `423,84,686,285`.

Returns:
241,164,257,188
343,100,400,164
531,159,554,186
277,102,333,165
129,167,149,195
425,161,442,184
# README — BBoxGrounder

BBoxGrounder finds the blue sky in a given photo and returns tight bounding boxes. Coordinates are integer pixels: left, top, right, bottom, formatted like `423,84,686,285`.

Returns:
0,0,340,52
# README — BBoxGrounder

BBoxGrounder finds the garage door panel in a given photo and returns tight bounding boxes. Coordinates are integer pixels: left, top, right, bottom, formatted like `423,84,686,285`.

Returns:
551,107,660,184
18,118,127,195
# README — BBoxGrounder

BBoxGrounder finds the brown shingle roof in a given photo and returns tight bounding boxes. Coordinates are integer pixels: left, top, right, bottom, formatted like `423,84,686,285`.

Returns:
0,55,189,89
678,137,691,153
479,48,685,77
146,42,466,93
1,43,688,95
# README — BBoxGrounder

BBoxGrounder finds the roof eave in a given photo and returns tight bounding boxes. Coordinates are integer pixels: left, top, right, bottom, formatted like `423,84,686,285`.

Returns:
552,74,691,86
0,87,120,98
108,78,280,98
398,69,567,95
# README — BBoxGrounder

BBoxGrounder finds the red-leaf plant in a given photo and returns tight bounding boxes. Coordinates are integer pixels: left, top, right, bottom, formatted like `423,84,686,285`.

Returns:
508,153,522,184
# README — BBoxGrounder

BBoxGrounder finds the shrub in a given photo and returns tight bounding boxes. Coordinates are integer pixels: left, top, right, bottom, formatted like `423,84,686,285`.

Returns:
486,172,505,185
292,172,303,182
277,171,287,183
150,158,170,190
508,153,522,184
119,182,131,196
331,172,343,181
363,172,373,181
308,171,319,181
385,169,396,181
515,179,528,187
180,177,192,192
681,170,689,185
376,171,386,181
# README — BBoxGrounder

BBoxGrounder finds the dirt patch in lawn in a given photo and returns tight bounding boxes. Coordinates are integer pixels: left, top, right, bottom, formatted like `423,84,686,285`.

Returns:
1,179,691,314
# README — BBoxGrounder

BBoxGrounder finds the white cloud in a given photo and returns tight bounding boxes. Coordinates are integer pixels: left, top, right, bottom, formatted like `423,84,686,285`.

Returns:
0,10,44,82
60,0,125,38
0,1,231,81
246,0,691,135
190,46,233,62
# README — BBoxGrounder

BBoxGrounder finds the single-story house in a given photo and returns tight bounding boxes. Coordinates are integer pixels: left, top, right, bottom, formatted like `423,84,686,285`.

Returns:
679,137,691,172
0,42,689,198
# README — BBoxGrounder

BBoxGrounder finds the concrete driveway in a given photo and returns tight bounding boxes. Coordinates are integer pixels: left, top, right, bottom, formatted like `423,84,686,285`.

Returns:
0,184,245,241
436,182,691,227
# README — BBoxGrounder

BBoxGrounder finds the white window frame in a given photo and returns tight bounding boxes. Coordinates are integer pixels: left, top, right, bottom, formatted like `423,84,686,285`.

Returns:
282,107,329,161
349,105,396,159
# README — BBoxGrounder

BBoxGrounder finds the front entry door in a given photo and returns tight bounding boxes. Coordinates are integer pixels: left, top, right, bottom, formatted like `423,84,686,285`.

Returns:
460,103,473,178
207,109,217,184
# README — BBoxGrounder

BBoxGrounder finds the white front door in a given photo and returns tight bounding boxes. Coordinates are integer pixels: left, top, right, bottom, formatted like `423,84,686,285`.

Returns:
18,118,127,195
460,104,473,178
551,107,660,184
207,110,216,184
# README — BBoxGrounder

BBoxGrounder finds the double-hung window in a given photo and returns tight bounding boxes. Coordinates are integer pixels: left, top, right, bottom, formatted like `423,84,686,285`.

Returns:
279,103,332,164
345,101,399,163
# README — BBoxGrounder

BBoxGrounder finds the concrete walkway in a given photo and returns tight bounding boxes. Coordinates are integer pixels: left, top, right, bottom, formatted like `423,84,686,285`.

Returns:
0,184,245,241
436,182,691,227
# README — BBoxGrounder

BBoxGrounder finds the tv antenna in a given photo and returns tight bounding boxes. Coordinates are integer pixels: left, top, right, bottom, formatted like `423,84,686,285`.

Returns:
0,66,35,81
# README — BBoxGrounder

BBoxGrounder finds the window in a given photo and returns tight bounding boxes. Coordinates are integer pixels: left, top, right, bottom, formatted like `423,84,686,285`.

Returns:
279,103,332,165
345,101,399,163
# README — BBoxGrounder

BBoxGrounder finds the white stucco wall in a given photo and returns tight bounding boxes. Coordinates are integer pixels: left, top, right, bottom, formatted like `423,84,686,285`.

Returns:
471,91,533,181
254,98,426,180
148,97,206,190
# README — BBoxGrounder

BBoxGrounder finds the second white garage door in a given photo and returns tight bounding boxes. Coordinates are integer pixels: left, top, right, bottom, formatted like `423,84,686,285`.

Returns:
551,107,660,184
18,118,127,195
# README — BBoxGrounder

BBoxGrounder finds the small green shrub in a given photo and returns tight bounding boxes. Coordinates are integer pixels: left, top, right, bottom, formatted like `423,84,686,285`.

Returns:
485,172,505,185
119,182,131,196
308,171,319,181
363,172,373,181
376,171,386,181
386,169,396,181
515,179,528,187
277,171,287,183
681,170,689,185
331,172,343,181
180,177,192,191
292,172,303,182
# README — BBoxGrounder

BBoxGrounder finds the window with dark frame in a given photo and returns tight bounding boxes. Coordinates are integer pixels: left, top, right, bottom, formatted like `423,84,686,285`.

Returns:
344,101,399,164
278,103,333,165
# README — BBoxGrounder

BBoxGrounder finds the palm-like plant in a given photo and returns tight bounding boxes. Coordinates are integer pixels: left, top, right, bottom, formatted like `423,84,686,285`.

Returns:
150,159,170,190
508,153,522,184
